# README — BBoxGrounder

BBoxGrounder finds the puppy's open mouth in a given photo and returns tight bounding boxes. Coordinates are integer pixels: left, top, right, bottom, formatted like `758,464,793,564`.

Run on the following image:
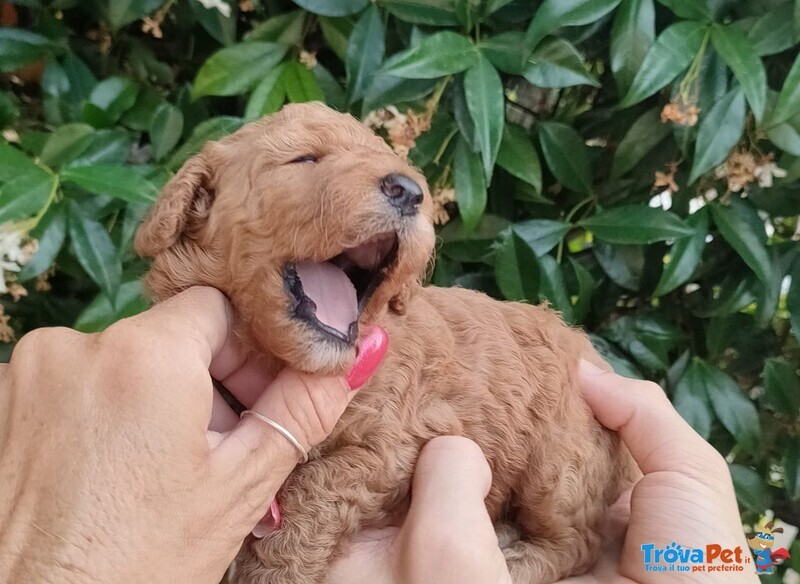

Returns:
284,232,399,344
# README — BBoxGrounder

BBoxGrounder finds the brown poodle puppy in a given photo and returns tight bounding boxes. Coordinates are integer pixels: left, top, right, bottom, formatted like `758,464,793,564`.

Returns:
135,102,635,584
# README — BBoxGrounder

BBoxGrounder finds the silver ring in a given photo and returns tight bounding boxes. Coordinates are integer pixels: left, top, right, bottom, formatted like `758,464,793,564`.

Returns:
240,410,309,463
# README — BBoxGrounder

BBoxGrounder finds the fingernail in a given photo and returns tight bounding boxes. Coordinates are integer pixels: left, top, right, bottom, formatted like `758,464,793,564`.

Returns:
345,325,389,390
252,499,282,539
579,359,605,376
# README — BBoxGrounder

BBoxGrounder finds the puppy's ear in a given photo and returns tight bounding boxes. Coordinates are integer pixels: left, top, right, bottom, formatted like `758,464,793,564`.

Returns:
389,280,419,315
134,153,214,257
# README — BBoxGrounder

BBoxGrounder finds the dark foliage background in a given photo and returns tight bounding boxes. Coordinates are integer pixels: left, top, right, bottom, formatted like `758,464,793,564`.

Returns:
2,0,800,575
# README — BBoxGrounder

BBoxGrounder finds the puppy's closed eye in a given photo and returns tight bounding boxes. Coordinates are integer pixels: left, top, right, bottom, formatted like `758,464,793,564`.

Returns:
288,155,319,164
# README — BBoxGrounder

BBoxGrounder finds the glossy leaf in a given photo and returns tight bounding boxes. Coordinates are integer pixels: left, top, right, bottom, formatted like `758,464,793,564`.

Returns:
0,28,51,73
377,0,459,26
610,0,655,95
653,207,709,296
18,203,67,281
39,124,95,168
346,5,385,104
785,440,800,502
68,204,122,301
149,103,184,162
245,65,286,120
192,42,288,99
494,231,539,301
611,107,670,178
0,172,56,224
464,55,504,182
580,206,692,244
711,24,767,122
731,464,769,513
293,0,369,16
0,141,41,182
479,32,526,74
496,124,542,193
246,10,306,44
771,52,800,127
74,280,149,333
87,76,139,122
380,31,479,79
524,38,599,88
526,0,621,50
672,359,713,438
537,122,592,195
536,254,574,322
619,21,708,108
710,203,773,286
60,165,158,204
763,358,800,416
655,0,711,21
594,243,644,291
513,219,570,256
689,87,746,183
167,117,244,170
453,137,486,232
281,61,325,103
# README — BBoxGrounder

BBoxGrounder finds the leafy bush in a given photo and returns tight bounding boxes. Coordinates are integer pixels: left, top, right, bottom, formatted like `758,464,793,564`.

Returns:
2,0,800,571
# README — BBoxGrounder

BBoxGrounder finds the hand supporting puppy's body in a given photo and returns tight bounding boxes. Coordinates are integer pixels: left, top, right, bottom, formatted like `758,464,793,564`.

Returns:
135,103,635,584
235,286,634,584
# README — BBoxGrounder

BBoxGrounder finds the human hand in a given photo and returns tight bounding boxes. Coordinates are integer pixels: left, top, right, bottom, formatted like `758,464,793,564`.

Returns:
326,436,512,584
0,287,386,584
560,361,757,583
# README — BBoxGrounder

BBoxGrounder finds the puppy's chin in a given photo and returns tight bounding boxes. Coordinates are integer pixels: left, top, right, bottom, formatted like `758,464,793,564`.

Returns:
251,322,359,375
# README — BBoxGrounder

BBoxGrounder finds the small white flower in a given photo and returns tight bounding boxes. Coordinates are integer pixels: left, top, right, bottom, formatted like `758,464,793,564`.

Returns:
0,224,27,294
195,0,231,17
754,161,788,188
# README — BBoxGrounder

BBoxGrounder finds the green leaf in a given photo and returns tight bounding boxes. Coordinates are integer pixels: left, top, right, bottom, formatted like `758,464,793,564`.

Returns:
60,165,158,204
771,52,800,127
605,315,682,371
494,231,539,301
523,38,599,88
313,64,347,111
496,124,542,194
346,5,385,105
87,76,139,122
362,76,438,113
672,359,713,438
526,0,621,50
569,257,594,323
0,28,51,73
730,464,769,513
18,203,67,281
66,129,134,168
536,254,574,322
318,17,352,61
167,117,244,170
74,280,149,333
785,440,800,502
694,359,760,451
513,219,570,256
244,65,286,120
0,141,41,182
190,0,236,46
105,0,164,29
0,172,56,224
150,103,184,162
68,203,122,301
710,24,767,122
789,257,800,343
377,0,459,26
192,42,288,99
745,3,796,57
281,61,325,103
619,21,708,108
689,87,745,183
767,121,800,156
40,124,95,168
453,137,487,233
479,32,526,74
710,203,772,286
655,0,711,21
611,107,670,178
653,207,708,296
581,206,691,244
246,10,306,44
611,0,656,95
464,55,504,182
537,122,592,195
293,0,368,16
763,358,800,416
380,31,479,79
439,214,510,262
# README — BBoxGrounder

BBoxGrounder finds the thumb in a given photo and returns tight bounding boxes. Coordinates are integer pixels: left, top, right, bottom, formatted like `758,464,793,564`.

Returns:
399,437,509,584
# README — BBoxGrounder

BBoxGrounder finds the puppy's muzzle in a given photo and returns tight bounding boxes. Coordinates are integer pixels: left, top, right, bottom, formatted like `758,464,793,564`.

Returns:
380,173,423,217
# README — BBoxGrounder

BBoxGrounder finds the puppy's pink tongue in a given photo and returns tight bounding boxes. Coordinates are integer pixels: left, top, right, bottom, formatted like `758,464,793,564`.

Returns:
295,261,358,335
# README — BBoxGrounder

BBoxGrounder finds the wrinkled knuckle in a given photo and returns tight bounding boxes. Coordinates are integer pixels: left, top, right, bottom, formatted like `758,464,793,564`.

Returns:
12,327,83,364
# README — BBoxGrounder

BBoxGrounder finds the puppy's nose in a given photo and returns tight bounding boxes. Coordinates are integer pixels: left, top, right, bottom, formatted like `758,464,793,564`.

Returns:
380,173,423,216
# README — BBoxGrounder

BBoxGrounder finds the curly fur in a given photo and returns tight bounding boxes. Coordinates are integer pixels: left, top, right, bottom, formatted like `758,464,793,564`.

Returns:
136,103,636,584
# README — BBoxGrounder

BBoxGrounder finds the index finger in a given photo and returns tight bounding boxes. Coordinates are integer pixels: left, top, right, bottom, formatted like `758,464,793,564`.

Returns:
578,360,727,481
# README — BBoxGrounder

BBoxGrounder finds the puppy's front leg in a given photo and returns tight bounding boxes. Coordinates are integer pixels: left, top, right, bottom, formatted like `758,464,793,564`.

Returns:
233,449,391,584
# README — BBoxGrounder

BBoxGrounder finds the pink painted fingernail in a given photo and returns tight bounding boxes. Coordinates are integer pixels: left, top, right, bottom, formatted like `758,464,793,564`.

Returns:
345,325,389,391
252,499,282,539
